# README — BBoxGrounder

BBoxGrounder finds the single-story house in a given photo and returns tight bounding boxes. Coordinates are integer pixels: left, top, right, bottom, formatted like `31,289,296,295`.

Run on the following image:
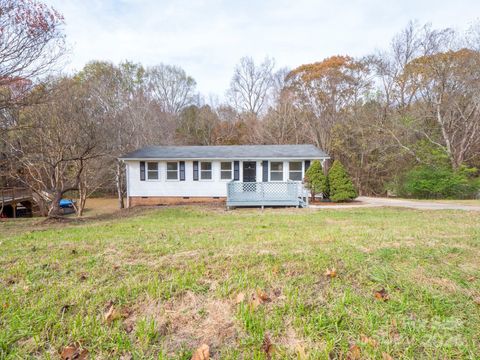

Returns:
119,144,329,208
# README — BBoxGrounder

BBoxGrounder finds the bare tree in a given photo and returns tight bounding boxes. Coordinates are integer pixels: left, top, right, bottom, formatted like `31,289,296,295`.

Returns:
260,89,306,144
77,61,170,208
372,22,480,170
227,56,275,116
146,64,197,114
176,105,220,145
373,21,454,112
0,0,65,110
402,49,480,169
3,78,104,216
286,55,372,152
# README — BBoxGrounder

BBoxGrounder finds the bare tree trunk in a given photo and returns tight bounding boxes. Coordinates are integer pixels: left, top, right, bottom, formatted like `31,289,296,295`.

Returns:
32,193,48,217
435,101,457,169
76,183,87,217
49,191,63,217
116,161,125,209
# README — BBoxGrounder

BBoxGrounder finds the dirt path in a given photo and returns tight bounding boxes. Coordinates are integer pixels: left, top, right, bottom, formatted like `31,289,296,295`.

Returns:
309,196,480,211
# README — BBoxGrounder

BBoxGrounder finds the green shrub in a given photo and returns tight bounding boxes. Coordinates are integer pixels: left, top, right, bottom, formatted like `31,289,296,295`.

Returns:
397,165,479,199
304,160,328,200
328,160,357,202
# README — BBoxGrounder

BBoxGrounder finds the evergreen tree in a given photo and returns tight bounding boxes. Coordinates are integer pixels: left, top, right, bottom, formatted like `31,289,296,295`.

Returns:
328,160,357,202
304,160,328,201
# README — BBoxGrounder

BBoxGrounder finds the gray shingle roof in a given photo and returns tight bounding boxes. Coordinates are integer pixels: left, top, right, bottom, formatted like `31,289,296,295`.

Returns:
120,144,329,160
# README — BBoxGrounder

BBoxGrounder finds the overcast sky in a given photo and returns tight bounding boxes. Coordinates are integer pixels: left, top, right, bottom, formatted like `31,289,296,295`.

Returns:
46,0,480,97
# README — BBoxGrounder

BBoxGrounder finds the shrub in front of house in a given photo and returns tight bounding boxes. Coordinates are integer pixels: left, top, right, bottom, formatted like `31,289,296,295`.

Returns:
397,165,479,199
328,160,357,202
304,160,328,201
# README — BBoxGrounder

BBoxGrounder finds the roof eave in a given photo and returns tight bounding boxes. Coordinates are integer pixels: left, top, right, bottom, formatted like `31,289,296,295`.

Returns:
119,156,331,161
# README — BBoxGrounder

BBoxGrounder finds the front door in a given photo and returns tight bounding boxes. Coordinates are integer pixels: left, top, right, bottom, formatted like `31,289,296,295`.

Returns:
242,161,256,192
242,161,256,182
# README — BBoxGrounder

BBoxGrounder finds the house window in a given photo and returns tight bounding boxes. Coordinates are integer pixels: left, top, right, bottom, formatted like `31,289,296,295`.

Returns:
200,161,212,180
270,161,283,181
220,162,233,180
289,161,303,181
147,162,159,180
166,162,178,180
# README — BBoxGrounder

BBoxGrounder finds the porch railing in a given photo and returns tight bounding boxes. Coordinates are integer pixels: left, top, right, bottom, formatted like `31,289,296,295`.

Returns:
226,181,308,208
0,187,31,204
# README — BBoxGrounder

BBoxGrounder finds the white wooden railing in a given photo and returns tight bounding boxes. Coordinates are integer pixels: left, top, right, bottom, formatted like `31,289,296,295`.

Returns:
226,181,308,208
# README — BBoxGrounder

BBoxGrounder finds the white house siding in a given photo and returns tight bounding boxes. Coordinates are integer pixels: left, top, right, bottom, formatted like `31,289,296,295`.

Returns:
125,159,326,203
127,160,232,198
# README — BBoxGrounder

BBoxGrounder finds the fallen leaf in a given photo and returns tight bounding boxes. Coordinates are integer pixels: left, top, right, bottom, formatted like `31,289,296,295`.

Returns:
2,303,8,310
325,268,337,278
103,303,131,324
347,344,361,360
374,288,390,301
382,352,394,360
191,344,209,360
261,334,275,360
360,334,378,348
248,289,271,310
467,275,476,282
60,344,88,360
104,304,115,324
235,292,245,304
256,288,271,302
79,274,87,281
473,296,480,306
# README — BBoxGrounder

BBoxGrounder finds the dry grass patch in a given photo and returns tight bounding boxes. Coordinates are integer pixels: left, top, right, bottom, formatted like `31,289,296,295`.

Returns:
131,291,240,357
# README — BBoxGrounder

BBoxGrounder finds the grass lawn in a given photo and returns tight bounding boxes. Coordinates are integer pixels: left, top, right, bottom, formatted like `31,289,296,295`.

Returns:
1,206,479,359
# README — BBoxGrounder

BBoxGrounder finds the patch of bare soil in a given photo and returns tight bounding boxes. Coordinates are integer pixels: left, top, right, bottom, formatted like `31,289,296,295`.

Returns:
129,291,239,356
28,206,151,231
86,205,152,221
41,216,86,225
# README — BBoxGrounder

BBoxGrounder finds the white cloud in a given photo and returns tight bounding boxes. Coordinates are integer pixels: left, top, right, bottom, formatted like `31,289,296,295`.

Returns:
46,0,480,97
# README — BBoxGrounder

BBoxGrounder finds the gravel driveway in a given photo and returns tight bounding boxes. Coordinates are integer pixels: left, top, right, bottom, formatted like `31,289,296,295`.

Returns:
309,196,480,211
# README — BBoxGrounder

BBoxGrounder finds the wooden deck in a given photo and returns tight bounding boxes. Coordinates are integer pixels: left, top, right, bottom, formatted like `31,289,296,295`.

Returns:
0,188,34,218
226,181,308,209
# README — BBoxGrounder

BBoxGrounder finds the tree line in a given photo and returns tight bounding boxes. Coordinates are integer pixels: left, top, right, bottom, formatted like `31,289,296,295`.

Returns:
1,0,479,216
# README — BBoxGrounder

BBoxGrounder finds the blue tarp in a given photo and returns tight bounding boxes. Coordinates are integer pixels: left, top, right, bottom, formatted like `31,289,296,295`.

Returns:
59,199,75,208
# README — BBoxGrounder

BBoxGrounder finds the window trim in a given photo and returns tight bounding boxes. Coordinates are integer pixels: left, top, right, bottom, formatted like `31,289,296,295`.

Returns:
199,161,213,181
220,161,233,181
269,161,284,182
146,161,160,181
166,161,179,181
288,161,303,181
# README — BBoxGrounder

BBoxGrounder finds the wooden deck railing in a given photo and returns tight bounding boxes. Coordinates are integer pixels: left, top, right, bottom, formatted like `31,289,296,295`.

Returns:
0,187,31,204
226,181,308,208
